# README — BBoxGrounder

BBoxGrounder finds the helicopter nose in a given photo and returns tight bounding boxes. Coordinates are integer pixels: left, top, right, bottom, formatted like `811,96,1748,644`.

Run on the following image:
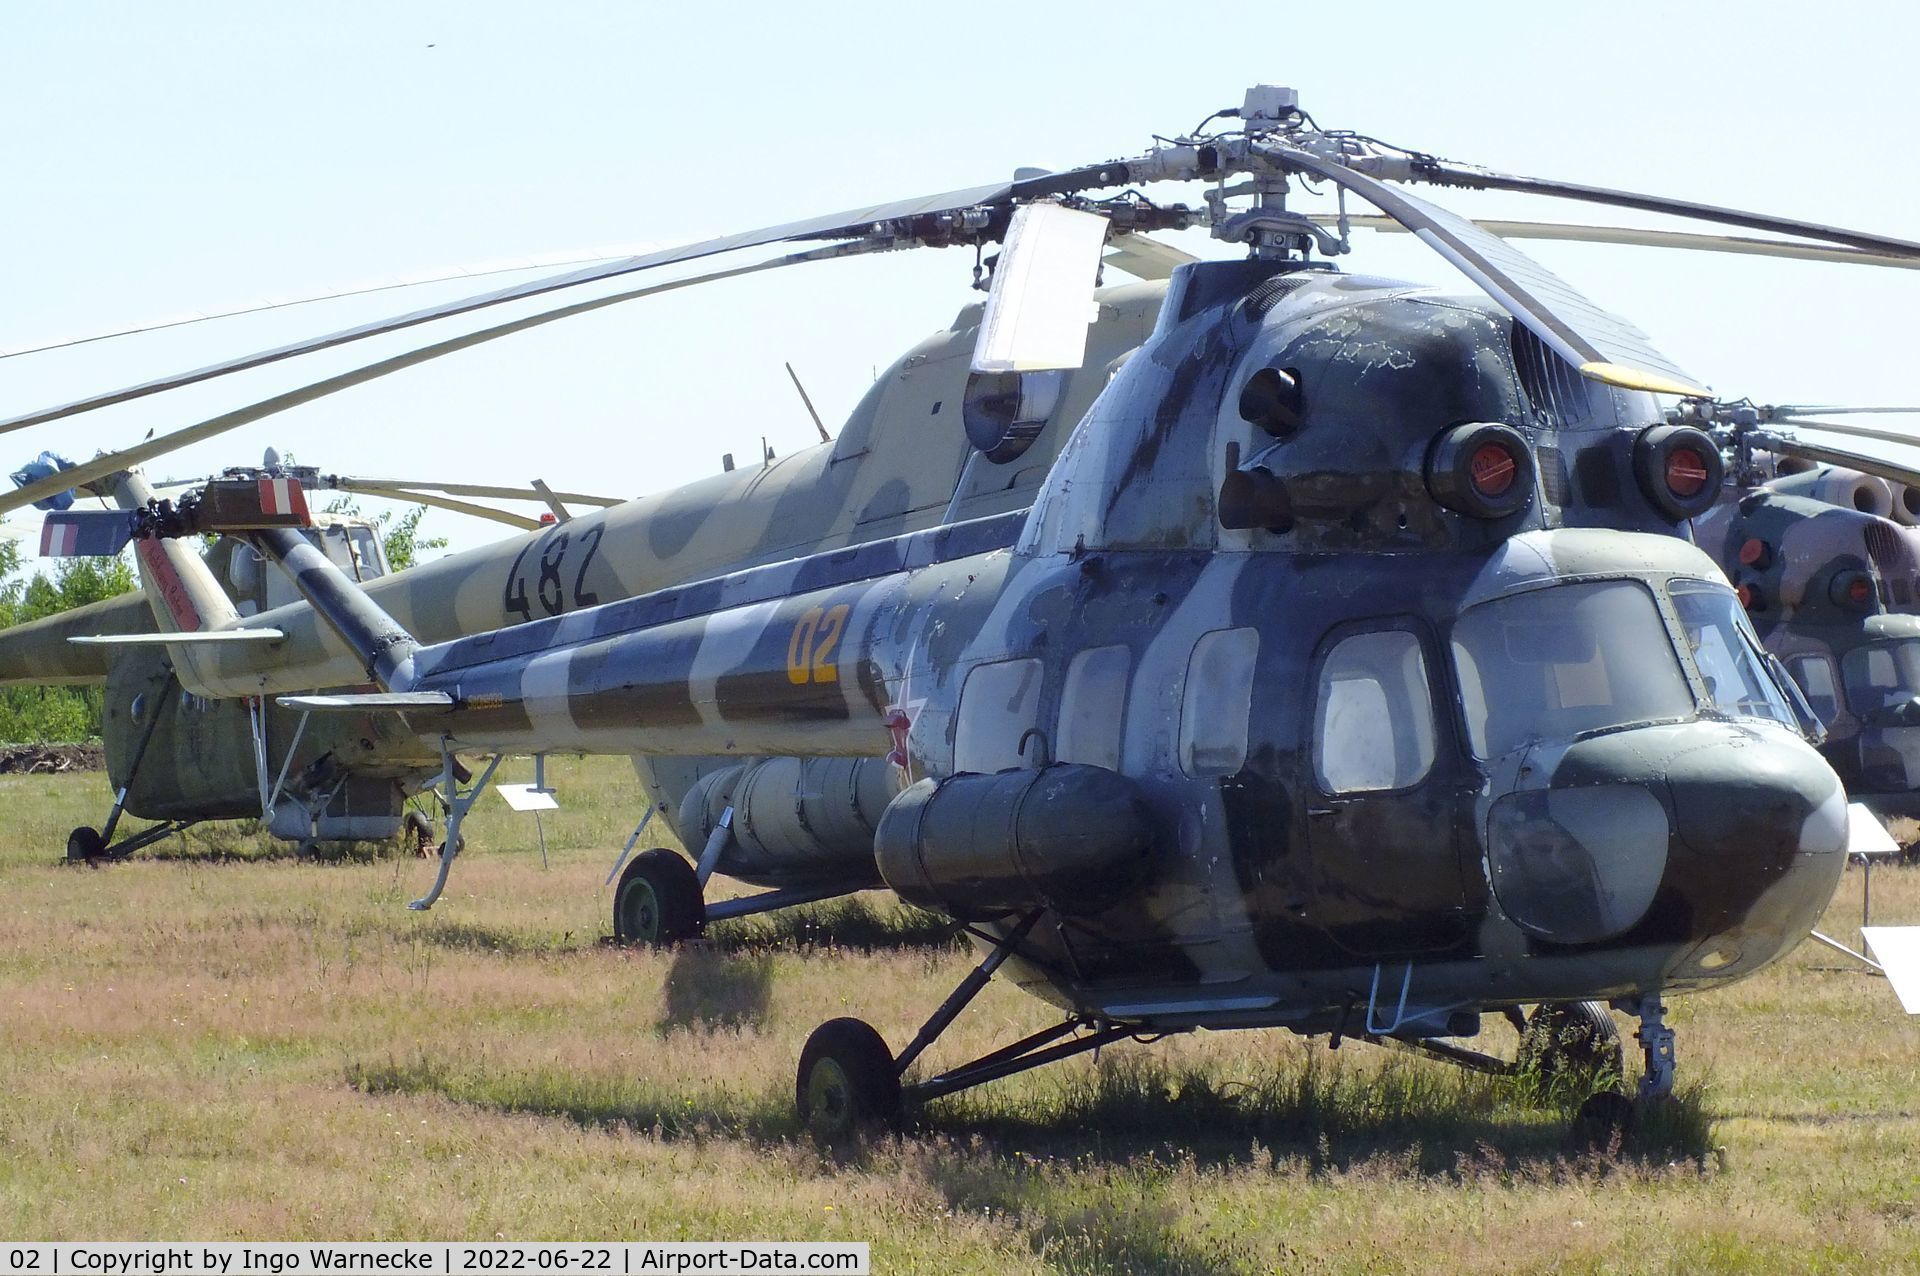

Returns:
1485,724,1847,954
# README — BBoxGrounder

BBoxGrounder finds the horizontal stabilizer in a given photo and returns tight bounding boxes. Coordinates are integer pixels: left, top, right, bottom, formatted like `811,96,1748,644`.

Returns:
275,691,454,712
1862,928,1920,1014
40,510,134,557
70,628,286,646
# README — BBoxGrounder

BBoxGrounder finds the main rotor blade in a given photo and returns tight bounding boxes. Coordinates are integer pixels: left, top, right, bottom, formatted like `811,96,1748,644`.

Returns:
1770,405,1920,417
0,250,639,360
0,180,1016,435
1316,214,1920,271
327,476,624,507
1102,232,1198,281
1773,417,1920,449
0,242,872,516
1263,142,1710,397
1414,160,1920,260
336,484,541,530
972,203,1111,373
1760,435,1920,491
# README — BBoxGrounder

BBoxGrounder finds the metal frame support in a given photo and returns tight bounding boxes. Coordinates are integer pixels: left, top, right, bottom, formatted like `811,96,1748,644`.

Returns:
906,1018,1136,1105
603,805,656,886
893,911,1043,1077
701,880,863,924
99,679,171,847
98,820,200,861
263,709,312,817
693,806,733,887
246,696,272,814
1631,994,1676,1101
408,749,503,911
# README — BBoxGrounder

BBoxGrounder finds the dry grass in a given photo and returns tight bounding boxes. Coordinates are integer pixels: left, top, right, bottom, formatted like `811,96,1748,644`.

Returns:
3,754,1920,1271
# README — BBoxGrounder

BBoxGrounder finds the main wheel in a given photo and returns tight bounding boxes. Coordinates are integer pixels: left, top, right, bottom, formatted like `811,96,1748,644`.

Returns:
1521,1001,1623,1083
796,1017,901,1143
66,825,105,861
612,849,703,946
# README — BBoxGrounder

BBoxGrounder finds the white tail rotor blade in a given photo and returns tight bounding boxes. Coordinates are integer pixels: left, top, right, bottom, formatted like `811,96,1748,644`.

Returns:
972,203,1111,374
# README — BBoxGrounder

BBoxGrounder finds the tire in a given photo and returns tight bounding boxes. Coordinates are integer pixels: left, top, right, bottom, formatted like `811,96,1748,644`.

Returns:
612,849,703,946
66,825,105,861
796,1017,901,1143
1521,1001,1623,1083
1569,1089,1636,1152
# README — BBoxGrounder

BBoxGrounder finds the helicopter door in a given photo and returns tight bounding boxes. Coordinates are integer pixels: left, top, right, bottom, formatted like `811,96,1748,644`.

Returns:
1302,621,1474,957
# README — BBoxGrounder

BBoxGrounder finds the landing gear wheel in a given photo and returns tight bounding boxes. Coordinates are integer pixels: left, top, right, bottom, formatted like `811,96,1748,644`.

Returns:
797,1017,901,1144
1569,1089,1637,1152
612,848,703,946
1521,1001,1623,1084
66,825,105,862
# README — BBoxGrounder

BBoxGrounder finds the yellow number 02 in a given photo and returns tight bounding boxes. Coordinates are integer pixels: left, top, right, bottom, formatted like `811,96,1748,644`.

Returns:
786,604,849,685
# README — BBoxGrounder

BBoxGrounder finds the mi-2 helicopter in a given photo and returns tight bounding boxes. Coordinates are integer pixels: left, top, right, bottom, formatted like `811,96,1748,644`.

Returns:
14,86,1920,1140
0,457,615,859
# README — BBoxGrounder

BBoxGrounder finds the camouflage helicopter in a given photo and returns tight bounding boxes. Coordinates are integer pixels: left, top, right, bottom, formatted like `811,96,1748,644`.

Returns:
17,85,1920,1141
1673,421,1920,839
0,457,614,859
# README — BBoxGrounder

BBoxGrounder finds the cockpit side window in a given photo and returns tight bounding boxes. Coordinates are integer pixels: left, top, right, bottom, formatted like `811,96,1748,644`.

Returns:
1667,579,1796,729
1313,628,1436,794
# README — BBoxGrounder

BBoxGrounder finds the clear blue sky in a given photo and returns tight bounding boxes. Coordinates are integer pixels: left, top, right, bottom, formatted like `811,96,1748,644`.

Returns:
3,1,1917,555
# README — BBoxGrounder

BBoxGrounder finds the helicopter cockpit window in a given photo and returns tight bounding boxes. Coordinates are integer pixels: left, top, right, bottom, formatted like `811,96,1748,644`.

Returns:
1181,628,1259,777
1842,640,1920,716
1785,654,1842,727
955,658,1044,773
1313,629,1436,794
348,526,387,580
1667,580,1796,729
1451,581,1691,759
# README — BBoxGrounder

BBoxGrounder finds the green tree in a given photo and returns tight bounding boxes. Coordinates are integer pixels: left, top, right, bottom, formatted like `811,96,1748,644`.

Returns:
0,539,137,743
320,498,447,572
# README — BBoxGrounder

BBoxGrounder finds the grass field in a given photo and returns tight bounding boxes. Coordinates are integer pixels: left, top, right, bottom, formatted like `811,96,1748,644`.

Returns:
3,754,1920,1273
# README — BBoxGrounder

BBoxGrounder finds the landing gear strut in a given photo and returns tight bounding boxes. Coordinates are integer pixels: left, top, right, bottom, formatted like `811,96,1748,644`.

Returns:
1630,994,1676,1102
794,910,1145,1143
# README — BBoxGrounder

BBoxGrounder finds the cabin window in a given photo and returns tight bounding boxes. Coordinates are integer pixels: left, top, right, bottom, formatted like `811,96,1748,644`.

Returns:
1842,640,1920,716
1180,628,1259,777
955,658,1044,772
1785,654,1842,726
1058,645,1129,770
1314,629,1436,794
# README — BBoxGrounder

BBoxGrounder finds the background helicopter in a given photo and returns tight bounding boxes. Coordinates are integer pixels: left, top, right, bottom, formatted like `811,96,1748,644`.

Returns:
16,86,1920,1143
0,458,623,859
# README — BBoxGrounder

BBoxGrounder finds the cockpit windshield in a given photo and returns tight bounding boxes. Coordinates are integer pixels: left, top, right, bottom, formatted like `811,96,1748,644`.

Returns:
1842,640,1920,716
1667,579,1797,729
1451,580,1693,759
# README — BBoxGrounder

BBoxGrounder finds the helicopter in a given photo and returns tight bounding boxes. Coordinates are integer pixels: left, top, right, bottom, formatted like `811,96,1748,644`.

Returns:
0,460,622,859
17,84,1920,1143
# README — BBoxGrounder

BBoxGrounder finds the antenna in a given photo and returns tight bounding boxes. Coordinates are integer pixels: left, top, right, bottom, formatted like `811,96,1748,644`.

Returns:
785,362,831,443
